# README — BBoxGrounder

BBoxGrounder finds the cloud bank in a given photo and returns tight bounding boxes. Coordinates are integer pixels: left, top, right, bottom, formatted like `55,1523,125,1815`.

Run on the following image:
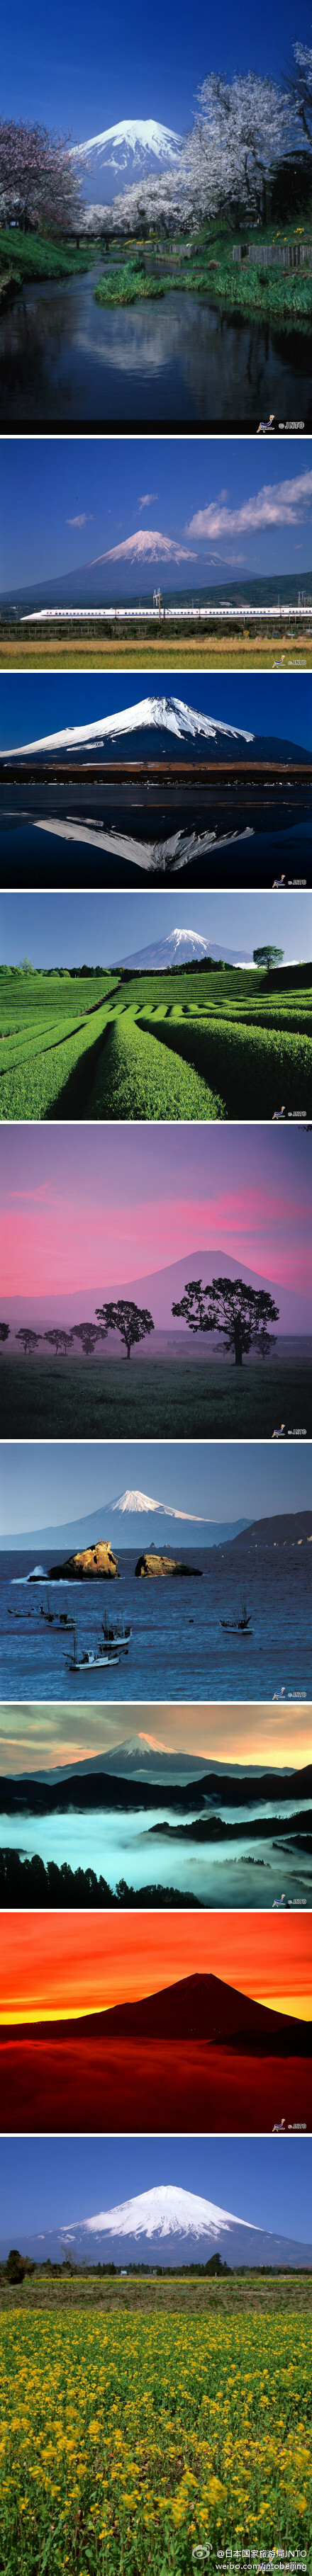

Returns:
186,472,312,540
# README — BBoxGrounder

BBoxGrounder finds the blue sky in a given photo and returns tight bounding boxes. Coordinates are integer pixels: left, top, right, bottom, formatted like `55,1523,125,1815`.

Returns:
1,884,311,967
1,1441,310,1536
0,2135,311,2242
1,440,312,592
2,1,311,151
1,671,311,751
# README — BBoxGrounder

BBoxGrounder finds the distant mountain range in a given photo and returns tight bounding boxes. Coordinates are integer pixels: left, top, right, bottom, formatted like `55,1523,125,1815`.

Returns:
3,2177,312,2269
4,1247,311,1334
2,1487,250,1551
72,115,182,204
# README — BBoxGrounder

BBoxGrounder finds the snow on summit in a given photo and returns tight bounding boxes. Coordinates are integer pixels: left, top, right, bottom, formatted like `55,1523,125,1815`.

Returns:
3,694,255,757
110,1487,204,1521
62,2184,255,2242
74,118,181,166
95,529,196,564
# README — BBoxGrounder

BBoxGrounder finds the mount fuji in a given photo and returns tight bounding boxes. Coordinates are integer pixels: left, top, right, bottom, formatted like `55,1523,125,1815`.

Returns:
112,925,255,968
2,694,254,761
72,117,182,206
10,2181,312,2268
1,1488,250,1550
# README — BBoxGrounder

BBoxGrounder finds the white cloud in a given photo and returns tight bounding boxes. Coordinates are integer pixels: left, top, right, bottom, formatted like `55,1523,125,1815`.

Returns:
186,470,312,539
66,514,94,528
138,492,159,509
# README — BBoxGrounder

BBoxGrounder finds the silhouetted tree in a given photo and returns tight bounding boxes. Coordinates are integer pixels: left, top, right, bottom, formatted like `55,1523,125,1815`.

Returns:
43,1329,74,1358
72,1322,108,1356
95,1298,155,1361
16,1328,42,1356
253,946,284,971
172,1276,279,1367
0,1324,10,1344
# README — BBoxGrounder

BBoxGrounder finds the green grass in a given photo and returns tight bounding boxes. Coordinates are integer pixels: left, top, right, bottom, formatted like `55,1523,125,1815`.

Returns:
1,1351,310,1440
1,966,310,1122
93,223,312,323
87,1009,224,1120
0,227,98,285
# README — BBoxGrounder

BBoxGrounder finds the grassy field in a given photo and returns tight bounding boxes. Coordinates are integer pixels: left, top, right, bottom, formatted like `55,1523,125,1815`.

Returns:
0,2292,311,2573
2,637,311,669
1,965,311,1123
1,1350,311,1439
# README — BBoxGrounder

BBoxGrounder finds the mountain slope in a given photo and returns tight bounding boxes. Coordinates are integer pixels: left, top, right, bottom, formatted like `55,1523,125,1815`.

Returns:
72,116,181,204
1,693,255,759
112,927,255,968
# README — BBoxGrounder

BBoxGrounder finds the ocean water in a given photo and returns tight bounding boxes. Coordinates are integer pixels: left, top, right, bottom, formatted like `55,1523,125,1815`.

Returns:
1,1546,311,1703
1,1794,311,1909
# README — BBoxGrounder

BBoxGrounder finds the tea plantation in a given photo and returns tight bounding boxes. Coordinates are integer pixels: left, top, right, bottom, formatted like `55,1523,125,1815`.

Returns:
0,964,311,1121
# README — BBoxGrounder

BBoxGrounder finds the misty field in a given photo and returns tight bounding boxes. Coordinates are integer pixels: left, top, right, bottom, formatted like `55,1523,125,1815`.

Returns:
0,2300,311,2573
1,965,311,1124
1,1348,311,1439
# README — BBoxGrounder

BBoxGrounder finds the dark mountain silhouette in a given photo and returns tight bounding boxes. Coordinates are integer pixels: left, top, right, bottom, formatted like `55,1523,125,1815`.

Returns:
228,1510,312,1548
1,1761,311,1819
4,1973,310,2055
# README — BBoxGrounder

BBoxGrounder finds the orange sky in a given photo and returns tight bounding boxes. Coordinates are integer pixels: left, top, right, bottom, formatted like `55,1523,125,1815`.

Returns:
1,1911,311,2026
1,1702,311,1774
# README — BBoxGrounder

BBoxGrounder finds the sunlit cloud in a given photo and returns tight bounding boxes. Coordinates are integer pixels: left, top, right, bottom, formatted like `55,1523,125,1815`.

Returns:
186,470,312,539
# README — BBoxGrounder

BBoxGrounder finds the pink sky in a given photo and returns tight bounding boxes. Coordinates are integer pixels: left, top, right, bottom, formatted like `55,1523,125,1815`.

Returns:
1,1127,311,1303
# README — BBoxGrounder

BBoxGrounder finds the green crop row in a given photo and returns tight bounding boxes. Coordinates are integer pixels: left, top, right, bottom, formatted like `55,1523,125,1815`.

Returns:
87,1010,225,1120
0,1003,113,1121
139,1010,312,1116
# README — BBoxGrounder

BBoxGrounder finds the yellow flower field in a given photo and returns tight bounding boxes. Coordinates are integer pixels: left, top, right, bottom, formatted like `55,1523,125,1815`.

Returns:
0,2307,311,2574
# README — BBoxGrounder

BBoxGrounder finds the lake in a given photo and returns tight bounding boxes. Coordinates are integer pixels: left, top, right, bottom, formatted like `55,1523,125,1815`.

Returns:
1,781,311,883
1,1546,310,1703
1,270,311,424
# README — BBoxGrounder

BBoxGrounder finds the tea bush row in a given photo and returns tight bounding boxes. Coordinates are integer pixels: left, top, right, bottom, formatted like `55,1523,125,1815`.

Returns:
139,1011,312,1117
87,1011,224,1120
0,1003,113,1121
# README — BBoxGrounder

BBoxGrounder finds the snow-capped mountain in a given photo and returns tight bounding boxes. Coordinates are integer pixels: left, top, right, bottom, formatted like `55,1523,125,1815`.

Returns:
2,693,254,759
63,2184,251,2243
57,2182,312,2269
96,532,196,564
3,2179,312,2269
112,926,255,969
109,1487,204,1521
72,117,182,205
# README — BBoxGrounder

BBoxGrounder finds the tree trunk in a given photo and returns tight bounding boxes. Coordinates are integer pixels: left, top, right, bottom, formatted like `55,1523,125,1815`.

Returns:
234,1330,243,1366
126,1344,131,1359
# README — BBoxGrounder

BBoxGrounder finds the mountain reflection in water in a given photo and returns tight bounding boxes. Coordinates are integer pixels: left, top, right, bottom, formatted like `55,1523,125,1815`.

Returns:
1,270,311,424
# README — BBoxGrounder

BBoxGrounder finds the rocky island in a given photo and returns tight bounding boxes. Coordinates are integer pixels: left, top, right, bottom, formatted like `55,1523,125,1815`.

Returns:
48,1542,118,1579
135,1550,203,1578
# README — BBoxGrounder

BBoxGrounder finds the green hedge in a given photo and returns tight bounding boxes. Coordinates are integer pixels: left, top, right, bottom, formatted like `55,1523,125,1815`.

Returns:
0,1003,113,1121
139,1011,312,1118
86,1011,225,1121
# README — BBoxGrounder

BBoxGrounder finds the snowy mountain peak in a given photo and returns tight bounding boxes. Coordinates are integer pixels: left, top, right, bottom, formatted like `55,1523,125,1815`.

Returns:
75,118,181,161
96,533,197,564
110,1487,204,1521
113,926,254,970
3,694,255,759
62,2183,255,2242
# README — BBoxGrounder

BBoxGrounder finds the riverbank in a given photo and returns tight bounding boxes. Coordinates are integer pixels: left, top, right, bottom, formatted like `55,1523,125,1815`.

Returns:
0,227,97,293
94,229,312,324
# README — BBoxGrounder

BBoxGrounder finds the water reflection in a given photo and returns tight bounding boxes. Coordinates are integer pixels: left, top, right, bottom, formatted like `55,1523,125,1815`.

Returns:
1,271,311,421
33,819,255,869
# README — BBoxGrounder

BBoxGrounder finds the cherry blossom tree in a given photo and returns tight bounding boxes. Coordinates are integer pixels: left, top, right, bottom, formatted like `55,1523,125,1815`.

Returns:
182,72,294,229
284,42,312,147
0,118,87,232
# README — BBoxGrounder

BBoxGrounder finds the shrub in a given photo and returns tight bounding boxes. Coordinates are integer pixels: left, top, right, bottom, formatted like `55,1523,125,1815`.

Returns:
140,1011,312,1118
87,1011,225,1120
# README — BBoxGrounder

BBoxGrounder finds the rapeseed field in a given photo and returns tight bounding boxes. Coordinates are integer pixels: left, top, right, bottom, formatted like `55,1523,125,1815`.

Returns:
0,2305,311,2573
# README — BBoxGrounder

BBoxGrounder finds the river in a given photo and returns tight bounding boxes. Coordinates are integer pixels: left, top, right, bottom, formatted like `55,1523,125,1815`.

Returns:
1,267,311,424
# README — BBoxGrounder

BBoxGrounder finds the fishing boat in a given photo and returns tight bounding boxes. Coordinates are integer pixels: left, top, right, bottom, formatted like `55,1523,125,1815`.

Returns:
64,1620,121,1672
100,1614,132,1650
220,1592,254,1634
